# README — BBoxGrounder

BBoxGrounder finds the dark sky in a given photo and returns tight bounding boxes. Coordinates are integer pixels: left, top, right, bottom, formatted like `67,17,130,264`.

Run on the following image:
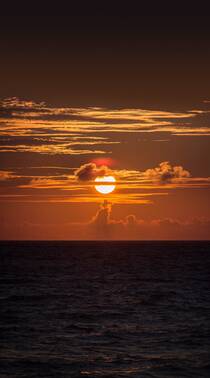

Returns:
1,2,210,109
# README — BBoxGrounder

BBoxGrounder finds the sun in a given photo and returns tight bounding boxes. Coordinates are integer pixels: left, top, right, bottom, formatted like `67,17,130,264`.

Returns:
94,176,116,194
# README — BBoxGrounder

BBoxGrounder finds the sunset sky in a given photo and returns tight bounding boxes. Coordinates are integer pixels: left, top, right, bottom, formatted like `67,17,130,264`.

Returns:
0,3,210,239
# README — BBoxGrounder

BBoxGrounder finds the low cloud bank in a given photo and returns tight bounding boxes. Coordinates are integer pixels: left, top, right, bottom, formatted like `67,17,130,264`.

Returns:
88,201,210,239
1,201,209,240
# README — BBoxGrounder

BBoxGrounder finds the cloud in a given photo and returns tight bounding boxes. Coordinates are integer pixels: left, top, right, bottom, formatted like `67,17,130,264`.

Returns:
0,97,46,111
88,201,143,238
11,160,207,204
91,200,112,224
89,202,210,240
143,161,191,183
0,170,16,181
0,144,107,155
75,161,191,185
90,199,122,226
1,97,210,140
75,163,111,181
1,200,210,240
89,200,116,236
1,160,208,205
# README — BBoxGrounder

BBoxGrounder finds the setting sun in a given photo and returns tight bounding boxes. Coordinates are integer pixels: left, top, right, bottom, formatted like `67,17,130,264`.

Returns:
94,176,116,194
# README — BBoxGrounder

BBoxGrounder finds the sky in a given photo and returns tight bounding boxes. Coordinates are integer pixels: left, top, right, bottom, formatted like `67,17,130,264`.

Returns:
0,3,210,239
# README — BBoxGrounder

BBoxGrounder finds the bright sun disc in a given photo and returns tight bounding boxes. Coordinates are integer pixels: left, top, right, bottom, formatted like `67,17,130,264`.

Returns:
94,176,116,194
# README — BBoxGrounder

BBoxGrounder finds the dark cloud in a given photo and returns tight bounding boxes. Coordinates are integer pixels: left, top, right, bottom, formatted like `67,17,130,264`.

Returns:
75,163,111,181
91,200,112,225
144,161,191,183
89,200,117,237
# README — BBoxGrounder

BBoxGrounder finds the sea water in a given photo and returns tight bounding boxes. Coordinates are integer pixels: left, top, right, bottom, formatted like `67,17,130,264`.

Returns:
0,241,210,377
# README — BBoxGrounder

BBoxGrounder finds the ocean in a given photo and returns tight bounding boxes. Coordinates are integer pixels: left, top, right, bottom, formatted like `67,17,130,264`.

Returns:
0,241,209,377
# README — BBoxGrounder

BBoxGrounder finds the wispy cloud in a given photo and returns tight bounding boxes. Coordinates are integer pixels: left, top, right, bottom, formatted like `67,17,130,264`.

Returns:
0,170,17,181
0,143,109,155
1,98,210,157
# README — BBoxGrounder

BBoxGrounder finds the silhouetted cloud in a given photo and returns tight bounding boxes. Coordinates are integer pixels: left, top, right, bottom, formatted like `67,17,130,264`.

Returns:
91,200,112,224
143,161,191,183
89,200,118,236
75,163,110,181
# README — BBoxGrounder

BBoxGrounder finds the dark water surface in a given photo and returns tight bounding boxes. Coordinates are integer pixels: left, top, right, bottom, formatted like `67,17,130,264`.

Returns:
0,241,210,377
